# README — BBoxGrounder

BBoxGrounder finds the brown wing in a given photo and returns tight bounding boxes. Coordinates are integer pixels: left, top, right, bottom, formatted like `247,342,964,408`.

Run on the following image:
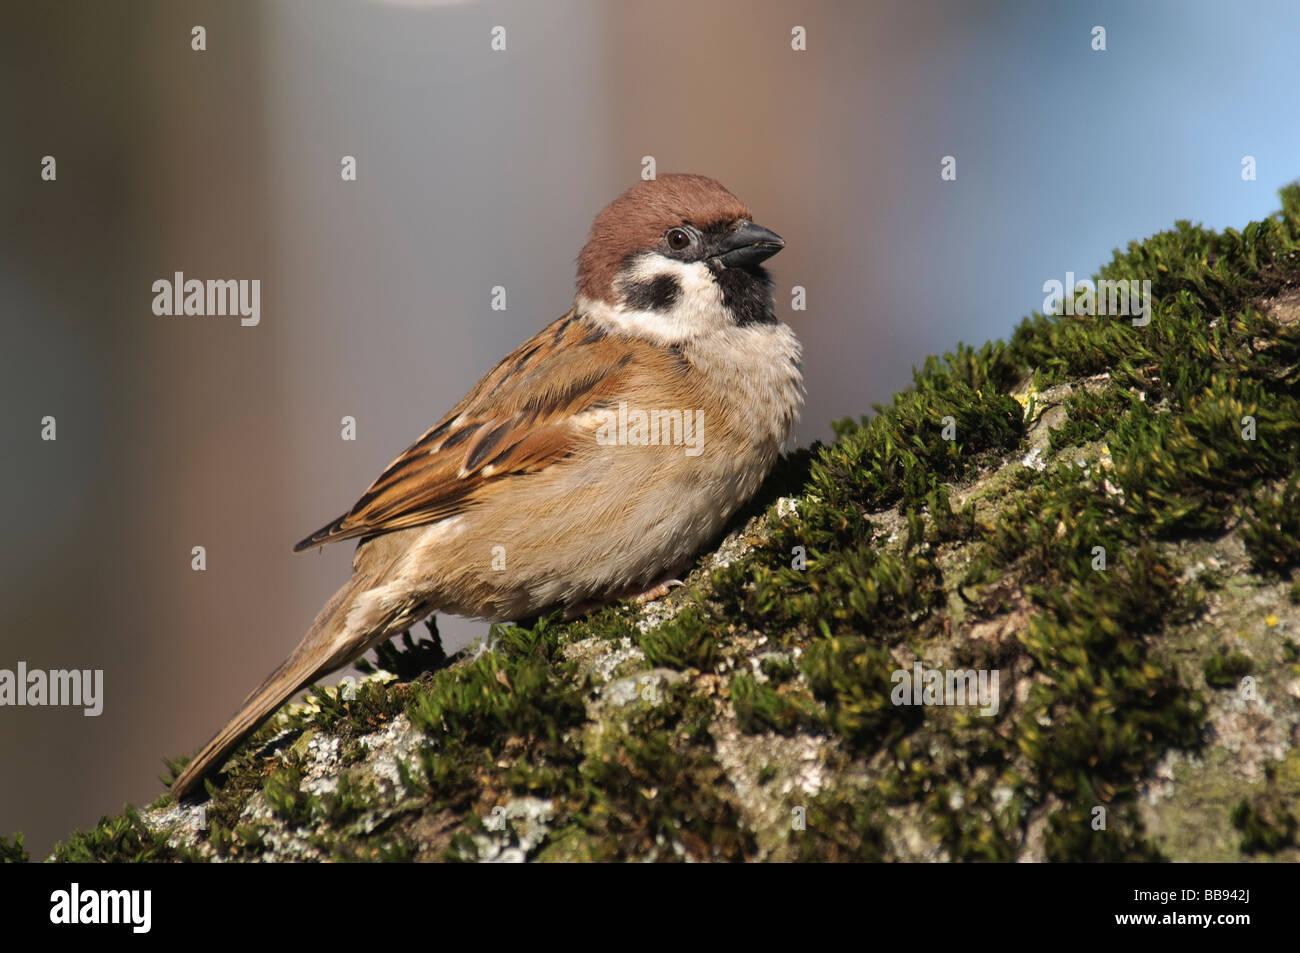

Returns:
293,310,635,552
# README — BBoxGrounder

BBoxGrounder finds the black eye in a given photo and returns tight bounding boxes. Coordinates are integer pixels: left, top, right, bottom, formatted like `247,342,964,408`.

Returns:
666,227,691,251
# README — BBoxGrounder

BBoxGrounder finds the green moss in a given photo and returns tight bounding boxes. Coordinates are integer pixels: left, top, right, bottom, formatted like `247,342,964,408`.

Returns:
1203,650,1254,689
801,636,921,749
263,763,314,827
1048,387,1140,453
638,606,719,670
407,652,584,745
758,654,796,682
917,484,977,544
791,788,888,861
1109,380,1300,538
730,672,825,735
197,715,309,841
795,365,1024,550
559,603,638,646
0,832,29,863
51,806,181,863
562,685,751,861
1242,476,1300,574
406,742,479,815
1230,797,1297,854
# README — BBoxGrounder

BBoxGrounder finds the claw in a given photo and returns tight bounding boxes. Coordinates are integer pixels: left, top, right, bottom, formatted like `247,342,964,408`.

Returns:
631,578,684,604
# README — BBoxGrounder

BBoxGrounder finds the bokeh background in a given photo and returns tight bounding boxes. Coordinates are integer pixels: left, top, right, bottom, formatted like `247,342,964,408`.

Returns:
3,0,1298,857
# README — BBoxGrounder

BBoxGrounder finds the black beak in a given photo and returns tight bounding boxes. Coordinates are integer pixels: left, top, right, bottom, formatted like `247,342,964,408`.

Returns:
714,221,785,269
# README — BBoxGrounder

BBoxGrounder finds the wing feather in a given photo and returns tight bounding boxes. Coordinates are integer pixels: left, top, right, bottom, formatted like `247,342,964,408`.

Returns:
292,310,637,552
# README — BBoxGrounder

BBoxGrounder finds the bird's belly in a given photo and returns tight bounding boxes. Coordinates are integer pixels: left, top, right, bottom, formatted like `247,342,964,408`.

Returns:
427,436,779,621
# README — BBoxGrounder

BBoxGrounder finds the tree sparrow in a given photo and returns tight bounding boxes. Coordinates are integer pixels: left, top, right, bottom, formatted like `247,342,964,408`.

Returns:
171,174,803,798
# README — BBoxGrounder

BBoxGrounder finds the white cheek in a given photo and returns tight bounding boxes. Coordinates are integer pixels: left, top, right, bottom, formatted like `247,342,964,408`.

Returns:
581,257,728,345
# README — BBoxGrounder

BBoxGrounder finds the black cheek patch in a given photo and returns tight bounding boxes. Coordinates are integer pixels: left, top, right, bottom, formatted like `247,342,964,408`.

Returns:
623,274,682,312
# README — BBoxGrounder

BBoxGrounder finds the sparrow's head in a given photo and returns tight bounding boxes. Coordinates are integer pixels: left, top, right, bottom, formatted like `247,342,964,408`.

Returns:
576,174,785,342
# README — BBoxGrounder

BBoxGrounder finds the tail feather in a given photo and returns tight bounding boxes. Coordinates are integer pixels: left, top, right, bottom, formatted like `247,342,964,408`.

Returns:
171,575,367,799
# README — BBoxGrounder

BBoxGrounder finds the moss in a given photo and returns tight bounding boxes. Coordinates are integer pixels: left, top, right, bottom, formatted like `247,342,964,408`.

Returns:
1109,380,1300,538
539,683,751,861
759,654,796,682
406,651,584,746
1203,650,1255,689
1242,476,1300,573
263,763,314,826
1048,387,1140,453
792,368,1024,550
730,672,825,735
51,806,182,863
791,788,889,861
1230,796,1297,854
917,484,977,544
0,833,29,863
559,603,638,647
638,606,719,670
801,636,921,749
197,716,311,842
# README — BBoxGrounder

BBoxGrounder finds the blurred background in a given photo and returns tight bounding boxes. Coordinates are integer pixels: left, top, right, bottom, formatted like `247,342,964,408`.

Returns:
2,0,1298,857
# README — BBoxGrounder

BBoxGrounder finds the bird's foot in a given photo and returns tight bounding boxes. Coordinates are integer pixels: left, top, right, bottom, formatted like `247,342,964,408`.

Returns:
562,577,685,620
630,578,684,604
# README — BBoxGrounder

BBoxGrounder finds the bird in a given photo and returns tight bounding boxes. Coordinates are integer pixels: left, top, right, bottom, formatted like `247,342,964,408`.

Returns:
170,173,803,798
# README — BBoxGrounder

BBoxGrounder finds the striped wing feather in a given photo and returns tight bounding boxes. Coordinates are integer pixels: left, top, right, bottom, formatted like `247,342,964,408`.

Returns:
293,311,635,551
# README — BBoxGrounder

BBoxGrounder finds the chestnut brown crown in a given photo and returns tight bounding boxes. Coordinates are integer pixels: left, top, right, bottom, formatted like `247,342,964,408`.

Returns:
576,174,752,303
